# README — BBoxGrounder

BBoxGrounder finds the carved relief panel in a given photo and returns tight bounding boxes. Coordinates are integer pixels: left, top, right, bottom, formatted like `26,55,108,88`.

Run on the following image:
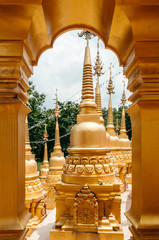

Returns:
73,185,98,232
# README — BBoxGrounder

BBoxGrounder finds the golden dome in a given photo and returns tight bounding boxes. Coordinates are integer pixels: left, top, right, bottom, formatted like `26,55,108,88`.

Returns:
25,159,38,179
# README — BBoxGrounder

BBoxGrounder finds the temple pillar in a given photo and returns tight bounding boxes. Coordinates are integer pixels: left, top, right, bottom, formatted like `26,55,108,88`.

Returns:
124,41,159,239
0,41,32,239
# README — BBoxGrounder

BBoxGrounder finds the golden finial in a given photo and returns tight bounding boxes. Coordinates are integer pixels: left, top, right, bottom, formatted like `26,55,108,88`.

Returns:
107,63,115,95
43,122,48,142
93,38,104,77
54,89,60,119
121,78,126,106
78,30,95,45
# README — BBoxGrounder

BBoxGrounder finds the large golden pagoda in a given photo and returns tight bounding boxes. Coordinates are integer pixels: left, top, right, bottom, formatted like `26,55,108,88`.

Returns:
39,123,49,183
94,38,111,150
43,90,65,209
25,117,47,236
50,31,123,240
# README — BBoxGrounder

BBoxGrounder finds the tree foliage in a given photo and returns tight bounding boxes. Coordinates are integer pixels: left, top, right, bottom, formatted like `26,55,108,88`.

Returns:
27,81,47,162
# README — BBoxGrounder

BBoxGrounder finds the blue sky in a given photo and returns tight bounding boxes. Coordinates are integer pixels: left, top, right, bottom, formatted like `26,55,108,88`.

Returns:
29,30,131,110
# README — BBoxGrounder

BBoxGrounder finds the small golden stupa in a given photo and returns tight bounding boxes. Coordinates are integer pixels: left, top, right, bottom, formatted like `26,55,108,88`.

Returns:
118,79,132,183
94,38,111,149
106,67,120,151
43,90,65,209
39,123,49,183
93,42,127,192
50,31,123,240
25,117,47,236
119,79,131,151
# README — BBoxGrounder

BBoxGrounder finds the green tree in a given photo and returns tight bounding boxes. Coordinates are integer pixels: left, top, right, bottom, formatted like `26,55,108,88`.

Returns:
27,81,47,162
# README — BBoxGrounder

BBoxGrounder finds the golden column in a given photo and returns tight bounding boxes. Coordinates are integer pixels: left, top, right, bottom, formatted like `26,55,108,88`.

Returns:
94,38,111,149
0,42,32,240
123,40,159,240
106,67,120,151
43,90,65,209
25,117,47,236
50,31,123,240
39,123,49,183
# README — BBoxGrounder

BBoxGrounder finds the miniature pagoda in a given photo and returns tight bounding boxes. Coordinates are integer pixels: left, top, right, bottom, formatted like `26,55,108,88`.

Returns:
118,79,132,183
43,90,65,209
25,117,47,236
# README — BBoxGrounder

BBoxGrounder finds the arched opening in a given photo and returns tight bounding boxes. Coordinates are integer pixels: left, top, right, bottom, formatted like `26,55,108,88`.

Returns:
26,29,132,239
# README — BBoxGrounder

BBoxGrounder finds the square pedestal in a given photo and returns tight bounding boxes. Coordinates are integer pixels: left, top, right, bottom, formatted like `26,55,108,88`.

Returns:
50,228,123,240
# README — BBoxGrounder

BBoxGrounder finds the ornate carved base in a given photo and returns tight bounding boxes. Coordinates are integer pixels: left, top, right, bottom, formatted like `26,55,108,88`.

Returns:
53,181,123,239
43,182,56,209
25,190,47,235
50,228,123,240
107,151,131,192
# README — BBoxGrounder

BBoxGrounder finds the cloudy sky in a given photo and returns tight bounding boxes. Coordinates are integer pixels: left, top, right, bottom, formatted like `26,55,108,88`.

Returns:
30,30,131,110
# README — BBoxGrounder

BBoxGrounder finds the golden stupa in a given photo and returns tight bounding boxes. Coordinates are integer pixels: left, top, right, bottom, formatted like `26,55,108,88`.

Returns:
43,90,65,209
94,38,111,150
39,123,49,183
106,68,120,151
105,70,129,192
25,117,47,236
93,42,127,192
119,79,131,151
50,31,123,240
118,80,132,183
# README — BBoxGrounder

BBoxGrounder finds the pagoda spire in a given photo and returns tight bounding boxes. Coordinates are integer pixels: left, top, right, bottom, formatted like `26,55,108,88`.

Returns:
39,121,49,183
116,114,119,136
52,89,62,155
119,78,127,138
78,31,96,114
25,117,34,160
94,38,104,123
106,64,116,136
45,90,65,209
43,122,49,165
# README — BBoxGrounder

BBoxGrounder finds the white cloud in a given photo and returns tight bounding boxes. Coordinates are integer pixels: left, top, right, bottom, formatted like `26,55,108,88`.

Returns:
29,30,131,110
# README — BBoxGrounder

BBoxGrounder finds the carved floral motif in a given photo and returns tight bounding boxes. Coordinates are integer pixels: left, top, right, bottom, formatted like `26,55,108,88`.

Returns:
85,165,94,174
